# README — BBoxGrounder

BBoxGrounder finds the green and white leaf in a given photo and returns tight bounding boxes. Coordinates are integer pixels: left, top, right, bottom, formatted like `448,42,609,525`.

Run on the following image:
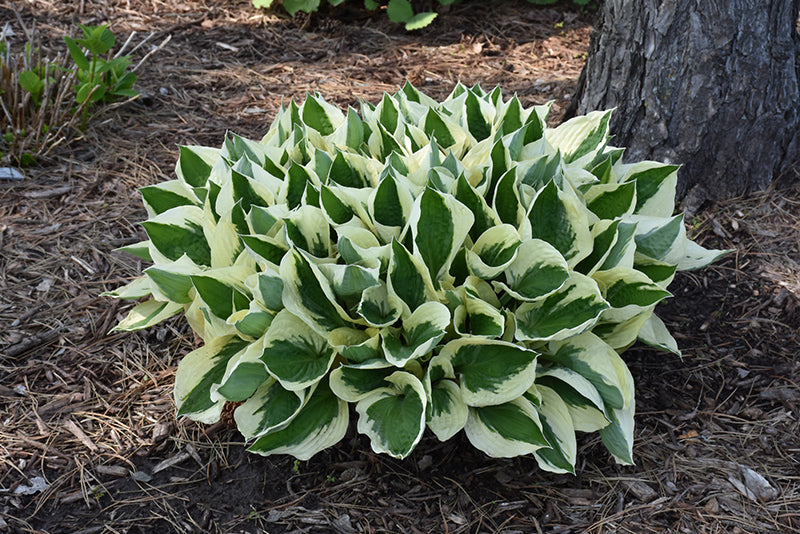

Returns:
356,371,427,459
493,238,569,301
174,336,249,423
249,381,349,460
433,338,538,407
113,299,184,332
464,396,548,458
515,272,608,342
382,301,450,367
234,378,307,440
259,309,336,391
534,385,577,474
426,379,469,441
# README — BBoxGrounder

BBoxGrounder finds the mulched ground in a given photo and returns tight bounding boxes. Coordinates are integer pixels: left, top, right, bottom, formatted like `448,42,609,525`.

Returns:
1,1,799,533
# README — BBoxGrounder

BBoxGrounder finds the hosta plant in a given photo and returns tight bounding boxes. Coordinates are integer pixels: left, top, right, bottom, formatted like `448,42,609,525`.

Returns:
108,83,726,471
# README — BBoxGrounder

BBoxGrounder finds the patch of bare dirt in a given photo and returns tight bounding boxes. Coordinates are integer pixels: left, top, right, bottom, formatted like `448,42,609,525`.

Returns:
1,1,799,533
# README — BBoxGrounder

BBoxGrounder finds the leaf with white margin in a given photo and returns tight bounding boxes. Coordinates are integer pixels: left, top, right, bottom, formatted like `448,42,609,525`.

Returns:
598,363,636,465
103,276,152,300
466,224,521,280
249,380,348,460
145,255,203,304
584,181,637,220
515,272,608,343
318,261,380,309
637,312,680,355
545,109,612,165
302,94,345,136
176,145,219,187
191,266,253,321
329,362,394,402
536,366,610,432
426,379,469,441
408,187,474,284
369,174,414,243
598,221,638,271
534,385,577,474
283,205,331,259
592,309,654,352
493,239,569,301
229,300,274,339
358,282,403,327
203,202,244,269
574,219,620,276
175,336,249,423
432,338,538,407
234,377,307,440
454,174,501,242
113,299,184,332
676,240,730,271
259,309,336,391
421,107,469,155
527,180,593,268
327,327,382,364
631,213,687,265
621,161,679,218
140,179,199,217
453,293,505,338
464,396,549,458
356,371,427,459
592,268,671,323
141,205,210,266
382,301,450,367
387,238,439,316
545,332,633,411
336,226,390,269
247,270,285,312
280,248,349,334
211,335,269,402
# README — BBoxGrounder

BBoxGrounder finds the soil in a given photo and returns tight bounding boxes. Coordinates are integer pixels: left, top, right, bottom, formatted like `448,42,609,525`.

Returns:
1,1,799,533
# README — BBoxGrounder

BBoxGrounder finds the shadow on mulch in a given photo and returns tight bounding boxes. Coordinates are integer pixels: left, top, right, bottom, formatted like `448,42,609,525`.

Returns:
1,1,799,533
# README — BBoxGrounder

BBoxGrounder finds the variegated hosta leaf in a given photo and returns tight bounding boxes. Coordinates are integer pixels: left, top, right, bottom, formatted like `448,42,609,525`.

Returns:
534,385,577,474
113,299,184,332
527,180,593,268
356,371,427,459
515,272,608,343
259,309,336,391
464,395,549,458
637,313,680,355
493,238,569,301
545,333,634,412
536,366,610,433
174,336,250,423
381,301,450,367
408,187,474,284
249,380,349,460
110,83,726,465
426,379,469,441
329,362,394,402
234,378,306,440
432,338,538,407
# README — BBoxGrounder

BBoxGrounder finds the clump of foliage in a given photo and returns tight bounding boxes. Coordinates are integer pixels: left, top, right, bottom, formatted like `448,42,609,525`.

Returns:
108,83,726,471
253,0,593,31
1,20,155,166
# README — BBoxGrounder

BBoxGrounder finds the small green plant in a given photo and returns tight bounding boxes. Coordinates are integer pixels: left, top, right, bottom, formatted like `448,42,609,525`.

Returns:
109,83,727,471
1,18,165,166
63,24,139,128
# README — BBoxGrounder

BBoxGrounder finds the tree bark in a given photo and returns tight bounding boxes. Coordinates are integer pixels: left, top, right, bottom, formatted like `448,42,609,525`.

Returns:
571,0,800,205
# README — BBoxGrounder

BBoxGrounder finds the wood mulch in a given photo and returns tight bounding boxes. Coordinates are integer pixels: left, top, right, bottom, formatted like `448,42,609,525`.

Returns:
1,1,799,533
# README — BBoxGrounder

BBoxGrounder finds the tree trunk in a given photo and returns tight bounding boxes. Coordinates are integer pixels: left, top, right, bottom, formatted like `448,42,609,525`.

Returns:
570,0,800,205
